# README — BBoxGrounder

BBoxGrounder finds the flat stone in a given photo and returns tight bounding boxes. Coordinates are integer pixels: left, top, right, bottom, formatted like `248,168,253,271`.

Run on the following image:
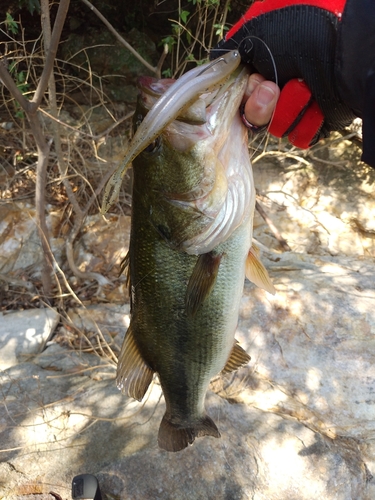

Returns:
0,308,59,369
0,355,372,500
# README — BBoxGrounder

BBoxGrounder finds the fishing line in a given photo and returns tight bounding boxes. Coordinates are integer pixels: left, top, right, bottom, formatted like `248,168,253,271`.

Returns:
210,31,279,160
239,35,278,89
240,35,279,160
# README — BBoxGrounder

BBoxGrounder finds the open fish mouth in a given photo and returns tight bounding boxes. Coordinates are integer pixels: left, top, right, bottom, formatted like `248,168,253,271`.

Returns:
136,64,248,153
101,50,242,213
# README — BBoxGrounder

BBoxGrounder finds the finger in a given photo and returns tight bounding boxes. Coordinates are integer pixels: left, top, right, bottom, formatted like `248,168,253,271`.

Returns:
244,75,280,127
243,73,266,101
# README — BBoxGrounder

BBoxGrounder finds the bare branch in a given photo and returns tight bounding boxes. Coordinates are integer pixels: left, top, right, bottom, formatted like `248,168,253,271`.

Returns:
0,59,31,112
80,0,158,75
32,0,70,109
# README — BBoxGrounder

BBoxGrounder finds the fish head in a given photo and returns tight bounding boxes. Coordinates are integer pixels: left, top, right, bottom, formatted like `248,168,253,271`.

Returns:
132,65,255,253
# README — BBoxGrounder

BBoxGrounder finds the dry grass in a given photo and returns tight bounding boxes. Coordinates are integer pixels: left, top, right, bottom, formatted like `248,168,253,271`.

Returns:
0,3,367,363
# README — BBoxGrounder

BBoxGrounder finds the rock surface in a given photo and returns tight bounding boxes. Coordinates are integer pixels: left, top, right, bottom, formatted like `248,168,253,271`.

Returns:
0,308,59,369
1,142,375,498
1,252,375,499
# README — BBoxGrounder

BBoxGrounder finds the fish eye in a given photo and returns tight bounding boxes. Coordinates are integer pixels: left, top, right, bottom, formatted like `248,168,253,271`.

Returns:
144,136,161,154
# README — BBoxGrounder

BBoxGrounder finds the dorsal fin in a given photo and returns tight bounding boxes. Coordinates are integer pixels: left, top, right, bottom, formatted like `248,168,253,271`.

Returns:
116,323,154,402
221,340,251,374
245,246,276,295
185,251,223,317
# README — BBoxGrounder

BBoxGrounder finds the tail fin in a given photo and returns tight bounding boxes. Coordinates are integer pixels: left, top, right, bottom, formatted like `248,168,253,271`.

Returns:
158,414,220,452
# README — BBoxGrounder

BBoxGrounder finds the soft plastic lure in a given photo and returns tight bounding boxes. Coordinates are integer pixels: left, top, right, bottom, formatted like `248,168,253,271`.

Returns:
101,50,241,213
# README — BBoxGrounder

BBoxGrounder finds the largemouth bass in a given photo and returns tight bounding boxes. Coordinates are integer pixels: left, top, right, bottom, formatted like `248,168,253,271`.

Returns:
116,56,274,452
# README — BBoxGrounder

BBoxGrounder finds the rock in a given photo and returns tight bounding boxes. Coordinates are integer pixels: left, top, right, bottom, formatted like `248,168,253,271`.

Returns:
0,308,59,369
97,393,370,500
252,154,375,256
0,354,371,500
0,203,39,274
0,204,130,294
77,213,130,278
235,252,375,441
1,253,375,499
0,202,65,276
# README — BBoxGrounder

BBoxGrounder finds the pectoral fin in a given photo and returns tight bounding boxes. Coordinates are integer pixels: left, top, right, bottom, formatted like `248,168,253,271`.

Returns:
185,251,223,317
222,340,251,374
119,250,130,278
245,246,276,295
116,323,154,402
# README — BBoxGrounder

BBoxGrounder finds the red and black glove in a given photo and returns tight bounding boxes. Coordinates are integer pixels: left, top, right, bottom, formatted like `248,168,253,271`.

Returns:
211,0,375,168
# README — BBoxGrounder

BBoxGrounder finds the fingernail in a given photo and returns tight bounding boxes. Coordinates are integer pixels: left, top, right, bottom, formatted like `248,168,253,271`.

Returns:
248,77,262,94
257,85,276,106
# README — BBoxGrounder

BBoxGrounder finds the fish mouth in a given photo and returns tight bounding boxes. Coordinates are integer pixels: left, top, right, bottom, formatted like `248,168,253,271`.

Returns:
138,65,249,129
101,50,242,212
137,65,250,153
138,76,208,126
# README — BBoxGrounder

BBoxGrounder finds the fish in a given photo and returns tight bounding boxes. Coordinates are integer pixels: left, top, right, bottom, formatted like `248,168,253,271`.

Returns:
115,56,275,452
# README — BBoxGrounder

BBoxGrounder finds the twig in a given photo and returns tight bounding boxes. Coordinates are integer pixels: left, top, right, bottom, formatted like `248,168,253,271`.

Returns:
155,44,169,79
80,0,158,75
39,107,134,140
0,0,71,297
255,200,292,252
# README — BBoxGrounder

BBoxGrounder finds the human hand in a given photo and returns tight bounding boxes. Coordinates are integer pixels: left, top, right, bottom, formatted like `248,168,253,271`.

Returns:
211,0,357,147
211,0,375,168
241,73,279,130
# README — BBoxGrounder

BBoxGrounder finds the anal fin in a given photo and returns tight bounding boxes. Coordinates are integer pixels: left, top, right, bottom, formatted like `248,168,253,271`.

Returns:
185,251,222,317
245,245,276,295
116,323,154,402
158,414,220,452
221,340,251,374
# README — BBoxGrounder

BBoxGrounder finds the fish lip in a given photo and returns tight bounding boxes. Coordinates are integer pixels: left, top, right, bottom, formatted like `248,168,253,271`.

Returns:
138,76,176,97
159,65,250,152
138,66,249,122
